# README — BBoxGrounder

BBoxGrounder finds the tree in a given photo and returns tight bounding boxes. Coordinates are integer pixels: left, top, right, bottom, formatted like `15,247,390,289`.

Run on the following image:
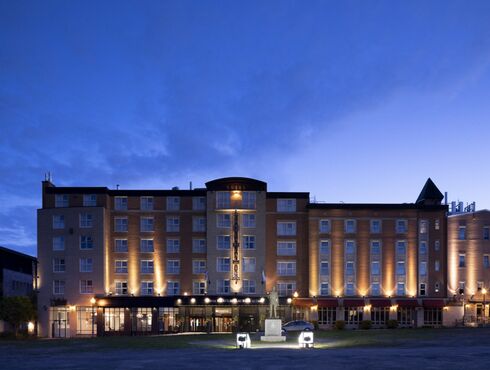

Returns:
0,296,36,336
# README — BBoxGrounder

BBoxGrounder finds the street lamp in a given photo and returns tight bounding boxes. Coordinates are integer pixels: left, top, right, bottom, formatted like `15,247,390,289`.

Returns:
90,297,96,337
482,288,487,323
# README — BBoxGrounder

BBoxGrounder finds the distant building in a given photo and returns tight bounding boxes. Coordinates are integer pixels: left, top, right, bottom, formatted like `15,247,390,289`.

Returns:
0,246,37,333
37,177,449,337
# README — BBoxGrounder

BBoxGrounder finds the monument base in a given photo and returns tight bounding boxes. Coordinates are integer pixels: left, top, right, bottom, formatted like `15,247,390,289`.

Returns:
260,318,286,342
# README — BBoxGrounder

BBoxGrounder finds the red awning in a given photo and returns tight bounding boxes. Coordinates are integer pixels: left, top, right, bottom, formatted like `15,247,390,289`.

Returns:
396,299,420,308
318,299,339,308
423,299,446,308
293,298,314,307
369,299,392,307
343,299,365,307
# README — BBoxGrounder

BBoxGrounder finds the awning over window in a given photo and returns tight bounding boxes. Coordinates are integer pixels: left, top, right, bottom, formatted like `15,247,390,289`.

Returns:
292,298,314,307
342,299,365,307
396,299,420,308
369,299,392,307
422,299,446,308
318,299,339,307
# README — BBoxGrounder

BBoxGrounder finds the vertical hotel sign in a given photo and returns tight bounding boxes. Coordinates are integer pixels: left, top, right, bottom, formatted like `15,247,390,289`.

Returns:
232,209,240,284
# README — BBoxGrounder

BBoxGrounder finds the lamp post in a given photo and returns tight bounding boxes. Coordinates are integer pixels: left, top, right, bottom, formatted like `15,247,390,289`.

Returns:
482,288,487,324
90,297,96,337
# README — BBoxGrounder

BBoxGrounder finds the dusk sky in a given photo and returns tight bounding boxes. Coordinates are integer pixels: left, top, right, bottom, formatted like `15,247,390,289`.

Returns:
1,1,490,256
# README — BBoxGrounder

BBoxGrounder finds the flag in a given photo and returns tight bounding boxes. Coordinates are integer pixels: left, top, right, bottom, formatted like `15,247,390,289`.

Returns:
261,270,266,285
205,270,210,285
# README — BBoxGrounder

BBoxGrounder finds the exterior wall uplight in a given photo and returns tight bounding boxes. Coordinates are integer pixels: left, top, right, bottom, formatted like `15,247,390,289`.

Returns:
259,297,265,304
217,297,224,304
231,298,238,304
204,297,211,304
293,291,299,298
298,331,314,348
90,297,96,305
190,298,196,304
287,298,292,304
244,297,251,304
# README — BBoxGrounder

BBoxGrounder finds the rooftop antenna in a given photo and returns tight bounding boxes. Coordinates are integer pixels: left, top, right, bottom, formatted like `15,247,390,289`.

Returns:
190,181,193,190
116,184,120,190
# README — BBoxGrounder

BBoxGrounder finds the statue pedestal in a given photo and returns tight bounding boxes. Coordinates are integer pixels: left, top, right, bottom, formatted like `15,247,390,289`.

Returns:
260,319,286,342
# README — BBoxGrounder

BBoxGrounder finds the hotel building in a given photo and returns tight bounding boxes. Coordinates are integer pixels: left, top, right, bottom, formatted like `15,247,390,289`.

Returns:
37,177,449,337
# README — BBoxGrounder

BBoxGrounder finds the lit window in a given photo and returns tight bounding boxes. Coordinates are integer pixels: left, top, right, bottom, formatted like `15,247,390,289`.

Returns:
166,239,180,253
80,235,94,250
167,281,180,295
115,260,128,273
242,214,256,228
277,221,296,236
319,219,331,233
217,235,231,250
166,216,180,232
192,260,206,274
217,214,231,228
140,239,154,253
277,199,296,212
192,239,206,253
419,220,428,234
396,220,408,233
242,235,256,250
217,257,231,272
140,196,154,211
192,216,206,232
80,280,93,294
53,236,65,251
55,194,69,208
141,260,154,274
114,239,128,252
277,261,296,276
79,258,93,273
114,217,128,232
141,281,154,295
370,220,382,233
166,196,180,211
192,197,206,211
140,217,154,232
114,197,128,211
435,219,440,230
345,219,356,233
166,260,180,274
242,257,256,273
53,215,65,229
83,194,97,207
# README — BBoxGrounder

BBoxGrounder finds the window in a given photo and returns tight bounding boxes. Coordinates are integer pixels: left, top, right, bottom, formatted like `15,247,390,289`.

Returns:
166,216,180,232
242,257,256,273
166,196,180,211
80,213,93,229
318,307,337,325
458,226,466,240
167,281,180,295
140,217,154,232
277,221,296,236
345,219,356,233
141,260,154,273
114,239,128,252
396,241,406,256
80,235,94,250
115,281,128,295
80,280,93,294
192,260,206,274
141,281,154,295
435,260,440,272
396,220,408,233
216,191,231,209
371,261,380,276
53,215,65,229
242,191,256,209
371,240,381,255
217,214,231,228
277,241,296,256
484,255,490,269
166,239,180,253
166,259,180,274
419,261,427,276
435,240,440,251
277,281,296,296
345,261,355,276
370,219,382,233
140,196,154,210
115,260,128,273
371,282,380,296
319,219,331,233
192,197,206,211
320,282,329,296
277,261,296,276
192,216,206,232
53,280,65,295
396,261,406,275
217,257,231,272
115,217,128,232
419,242,428,255
459,253,466,268
193,281,206,295
424,308,442,326
55,194,69,207
217,235,231,250
83,194,97,207
242,235,256,250
80,258,93,272
419,220,428,234
435,282,440,293
53,258,65,272
277,199,296,212
243,279,256,294
53,236,65,251
345,282,355,296
114,197,128,210
192,239,206,253
435,219,440,230
397,282,405,296
484,226,490,240
320,261,329,276
320,240,330,255
345,240,356,255
242,214,256,228
140,239,154,253
419,283,426,296
216,279,230,294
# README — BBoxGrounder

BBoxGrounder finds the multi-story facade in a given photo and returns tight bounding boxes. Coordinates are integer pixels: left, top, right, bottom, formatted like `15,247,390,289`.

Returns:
37,177,450,337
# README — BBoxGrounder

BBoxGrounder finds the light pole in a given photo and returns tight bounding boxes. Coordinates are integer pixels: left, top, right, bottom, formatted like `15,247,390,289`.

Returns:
482,288,487,324
90,297,96,337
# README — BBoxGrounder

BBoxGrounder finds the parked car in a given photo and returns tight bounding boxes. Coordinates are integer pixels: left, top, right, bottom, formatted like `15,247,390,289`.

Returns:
282,320,314,332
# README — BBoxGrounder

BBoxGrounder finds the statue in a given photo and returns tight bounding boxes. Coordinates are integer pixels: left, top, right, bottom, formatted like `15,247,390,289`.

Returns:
268,286,279,318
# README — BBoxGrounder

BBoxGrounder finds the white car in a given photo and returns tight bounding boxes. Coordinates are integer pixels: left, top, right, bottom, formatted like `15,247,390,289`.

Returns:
282,320,314,332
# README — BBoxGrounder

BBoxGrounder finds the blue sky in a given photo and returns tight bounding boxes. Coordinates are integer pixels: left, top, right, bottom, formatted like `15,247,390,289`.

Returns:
1,0,490,256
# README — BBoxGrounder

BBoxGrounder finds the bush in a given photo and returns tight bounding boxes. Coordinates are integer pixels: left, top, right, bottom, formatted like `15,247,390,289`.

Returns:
360,320,372,330
334,320,345,330
387,319,398,329
0,296,36,336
